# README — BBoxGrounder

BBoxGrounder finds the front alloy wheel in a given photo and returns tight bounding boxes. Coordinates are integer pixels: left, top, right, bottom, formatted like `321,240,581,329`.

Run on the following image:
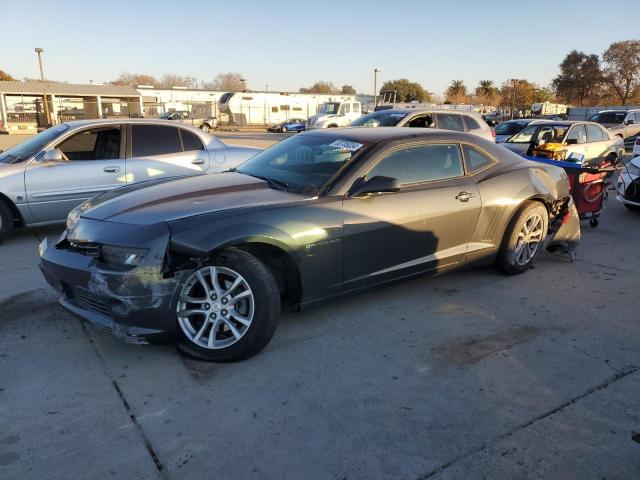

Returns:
177,266,255,350
175,248,280,362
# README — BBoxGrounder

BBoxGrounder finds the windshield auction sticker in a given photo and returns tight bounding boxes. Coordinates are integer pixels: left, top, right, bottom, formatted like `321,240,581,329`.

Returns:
329,140,363,151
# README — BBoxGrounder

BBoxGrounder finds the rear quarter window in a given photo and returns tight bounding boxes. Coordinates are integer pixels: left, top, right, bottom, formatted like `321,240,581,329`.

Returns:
463,115,481,130
462,144,494,173
437,113,465,132
180,129,204,151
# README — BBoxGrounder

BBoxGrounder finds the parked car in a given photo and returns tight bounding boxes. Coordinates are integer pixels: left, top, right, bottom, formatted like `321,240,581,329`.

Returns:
616,154,640,211
160,111,219,133
306,101,362,129
494,119,542,143
349,108,495,142
502,120,625,163
0,119,259,242
633,136,640,157
39,128,580,362
267,118,306,133
588,109,640,140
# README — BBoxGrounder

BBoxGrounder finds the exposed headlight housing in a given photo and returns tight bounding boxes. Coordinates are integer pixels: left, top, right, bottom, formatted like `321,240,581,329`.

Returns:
101,245,148,268
66,206,82,231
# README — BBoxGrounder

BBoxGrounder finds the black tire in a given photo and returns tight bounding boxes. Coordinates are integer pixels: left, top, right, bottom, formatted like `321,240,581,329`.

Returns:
0,200,14,244
327,124,338,128
497,202,548,275
589,217,599,227
200,124,211,133
176,248,281,362
624,203,640,212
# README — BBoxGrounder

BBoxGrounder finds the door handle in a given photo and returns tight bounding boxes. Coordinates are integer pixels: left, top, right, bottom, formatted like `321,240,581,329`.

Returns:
191,159,206,165
103,166,120,173
455,191,475,202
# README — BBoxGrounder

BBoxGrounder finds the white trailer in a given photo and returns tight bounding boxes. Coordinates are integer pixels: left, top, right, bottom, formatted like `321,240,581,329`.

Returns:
218,92,358,125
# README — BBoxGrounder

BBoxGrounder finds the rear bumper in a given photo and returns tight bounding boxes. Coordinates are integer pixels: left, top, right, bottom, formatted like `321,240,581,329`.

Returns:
38,222,183,344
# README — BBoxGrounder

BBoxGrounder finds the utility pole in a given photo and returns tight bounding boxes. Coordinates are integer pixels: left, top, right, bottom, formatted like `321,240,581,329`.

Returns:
374,68,381,107
35,47,51,127
510,78,517,120
240,78,247,91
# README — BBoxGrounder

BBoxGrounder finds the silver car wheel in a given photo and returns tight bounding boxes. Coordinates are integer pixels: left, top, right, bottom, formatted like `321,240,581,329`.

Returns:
201,124,210,133
513,213,544,266
177,266,255,350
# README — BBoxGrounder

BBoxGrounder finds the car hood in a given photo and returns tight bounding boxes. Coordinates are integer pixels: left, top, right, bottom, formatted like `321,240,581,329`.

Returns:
80,172,305,225
308,113,334,124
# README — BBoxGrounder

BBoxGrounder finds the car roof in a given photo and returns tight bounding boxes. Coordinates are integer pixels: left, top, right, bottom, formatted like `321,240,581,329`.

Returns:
368,108,477,115
304,126,485,143
594,109,638,113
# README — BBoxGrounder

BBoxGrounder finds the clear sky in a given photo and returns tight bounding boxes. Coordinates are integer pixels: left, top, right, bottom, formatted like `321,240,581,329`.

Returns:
1,0,638,96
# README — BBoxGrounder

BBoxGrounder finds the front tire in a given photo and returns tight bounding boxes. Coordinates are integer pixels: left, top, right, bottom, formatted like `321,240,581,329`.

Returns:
497,202,548,275
176,248,280,362
0,200,14,243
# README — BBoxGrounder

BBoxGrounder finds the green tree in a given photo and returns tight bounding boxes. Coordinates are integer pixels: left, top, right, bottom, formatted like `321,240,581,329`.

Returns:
379,78,430,102
602,40,640,105
340,84,356,94
552,50,602,105
446,80,468,104
0,70,15,81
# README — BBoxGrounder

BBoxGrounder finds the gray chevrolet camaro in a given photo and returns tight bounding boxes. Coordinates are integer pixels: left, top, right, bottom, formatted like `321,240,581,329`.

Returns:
39,128,580,362
0,119,259,241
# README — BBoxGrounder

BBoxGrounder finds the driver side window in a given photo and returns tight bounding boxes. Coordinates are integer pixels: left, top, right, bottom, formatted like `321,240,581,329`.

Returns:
566,125,587,144
367,144,463,186
56,127,121,160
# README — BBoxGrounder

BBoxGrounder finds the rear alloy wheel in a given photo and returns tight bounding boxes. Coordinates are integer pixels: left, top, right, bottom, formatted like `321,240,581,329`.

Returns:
281,126,287,132
200,124,211,133
497,202,548,275
0,201,14,244
176,248,280,362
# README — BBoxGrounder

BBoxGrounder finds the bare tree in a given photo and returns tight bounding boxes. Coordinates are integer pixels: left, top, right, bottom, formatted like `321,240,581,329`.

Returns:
299,81,337,94
203,72,245,91
602,40,640,105
111,72,158,86
0,70,15,81
340,84,356,94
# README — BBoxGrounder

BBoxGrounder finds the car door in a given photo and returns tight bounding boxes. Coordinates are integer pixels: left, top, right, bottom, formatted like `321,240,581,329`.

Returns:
564,124,590,160
342,142,481,292
125,124,210,184
24,125,125,223
585,123,610,159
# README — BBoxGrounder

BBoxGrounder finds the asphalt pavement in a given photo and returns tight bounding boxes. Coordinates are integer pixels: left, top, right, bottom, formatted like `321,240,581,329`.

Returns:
0,132,639,480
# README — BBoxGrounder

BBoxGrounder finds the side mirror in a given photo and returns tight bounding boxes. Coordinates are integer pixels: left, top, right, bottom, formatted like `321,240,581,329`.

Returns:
41,148,65,162
566,138,578,145
351,176,400,197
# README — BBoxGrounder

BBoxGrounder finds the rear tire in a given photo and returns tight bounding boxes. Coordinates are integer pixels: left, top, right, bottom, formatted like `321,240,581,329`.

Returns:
176,248,280,362
497,202,548,275
0,200,14,244
624,203,640,212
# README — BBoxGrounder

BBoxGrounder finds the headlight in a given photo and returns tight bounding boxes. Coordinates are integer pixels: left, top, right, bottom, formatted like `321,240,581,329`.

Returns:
66,206,82,231
101,245,148,267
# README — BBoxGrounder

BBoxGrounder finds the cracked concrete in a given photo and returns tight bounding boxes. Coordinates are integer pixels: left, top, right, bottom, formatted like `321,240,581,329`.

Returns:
0,136,639,479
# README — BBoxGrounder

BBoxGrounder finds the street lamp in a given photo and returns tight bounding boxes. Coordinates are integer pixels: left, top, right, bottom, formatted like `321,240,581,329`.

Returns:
240,78,247,91
510,78,519,120
35,47,51,126
373,68,381,106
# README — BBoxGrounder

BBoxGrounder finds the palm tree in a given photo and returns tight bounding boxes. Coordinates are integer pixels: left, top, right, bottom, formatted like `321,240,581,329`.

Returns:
476,79,496,96
446,80,467,103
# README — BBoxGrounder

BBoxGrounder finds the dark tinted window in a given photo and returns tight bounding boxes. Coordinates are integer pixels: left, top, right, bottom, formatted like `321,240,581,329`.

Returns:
58,127,121,160
350,110,407,127
436,113,465,132
462,145,493,172
588,111,626,124
132,125,182,157
368,144,463,185
180,129,204,151
463,115,481,130
494,121,529,136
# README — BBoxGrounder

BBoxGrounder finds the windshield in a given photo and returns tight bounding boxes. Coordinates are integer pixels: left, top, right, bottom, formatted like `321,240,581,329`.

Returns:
350,111,407,127
0,124,69,164
320,103,340,114
588,111,626,124
508,124,569,144
495,121,530,136
236,134,367,194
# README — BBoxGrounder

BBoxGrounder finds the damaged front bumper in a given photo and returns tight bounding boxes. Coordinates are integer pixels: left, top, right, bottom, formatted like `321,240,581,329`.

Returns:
544,196,581,258
39,218,184,344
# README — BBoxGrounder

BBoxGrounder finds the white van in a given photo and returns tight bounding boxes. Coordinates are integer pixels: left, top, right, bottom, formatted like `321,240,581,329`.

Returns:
306,101,362,129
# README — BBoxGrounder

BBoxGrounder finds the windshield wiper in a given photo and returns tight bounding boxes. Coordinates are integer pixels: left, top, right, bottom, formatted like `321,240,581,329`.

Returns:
246,173,290,192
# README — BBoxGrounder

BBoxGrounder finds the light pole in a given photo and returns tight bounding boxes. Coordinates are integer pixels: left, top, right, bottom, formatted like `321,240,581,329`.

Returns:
35,47,51,126
510,78,518,120
373,68,381,106
240,78,247,91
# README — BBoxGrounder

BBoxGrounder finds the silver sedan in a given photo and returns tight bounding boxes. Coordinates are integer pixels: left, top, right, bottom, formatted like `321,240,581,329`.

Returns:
0,119,259,242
